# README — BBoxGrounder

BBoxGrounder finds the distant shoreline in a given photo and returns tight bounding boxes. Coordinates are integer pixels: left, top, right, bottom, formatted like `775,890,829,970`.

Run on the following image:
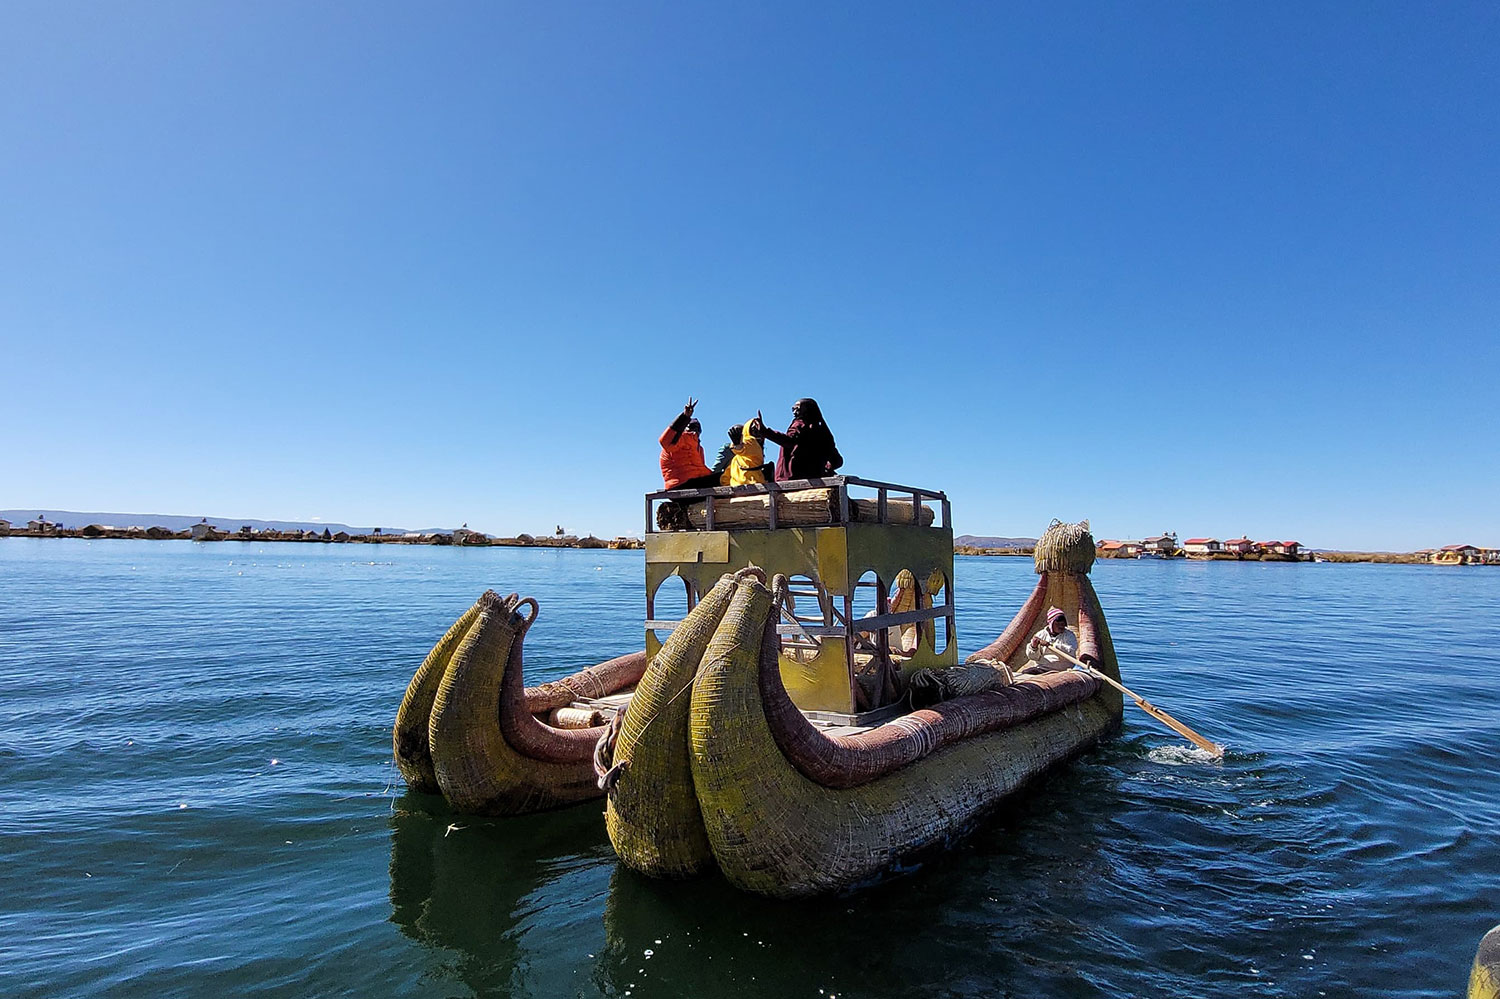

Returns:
4,530,1483,566
0,527,644,550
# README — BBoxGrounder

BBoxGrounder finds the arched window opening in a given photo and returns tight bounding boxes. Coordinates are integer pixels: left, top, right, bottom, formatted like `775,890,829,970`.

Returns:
647,574,693,633
781,573,828,664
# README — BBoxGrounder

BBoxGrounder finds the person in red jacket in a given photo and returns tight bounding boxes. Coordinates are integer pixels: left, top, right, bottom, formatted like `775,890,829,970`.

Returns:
658,398,723,491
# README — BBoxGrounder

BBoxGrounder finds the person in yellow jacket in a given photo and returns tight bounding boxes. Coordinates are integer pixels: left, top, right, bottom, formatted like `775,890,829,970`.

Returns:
720,421,768,487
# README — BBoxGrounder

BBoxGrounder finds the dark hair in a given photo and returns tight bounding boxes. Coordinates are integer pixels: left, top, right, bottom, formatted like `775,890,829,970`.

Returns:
727,424,744,444
793,398,826,426
687,419,701,435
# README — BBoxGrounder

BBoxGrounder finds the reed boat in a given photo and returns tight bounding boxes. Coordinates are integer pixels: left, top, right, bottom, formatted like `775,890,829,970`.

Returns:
601,477,1123,897
392,476,1123,897
392,593,646,816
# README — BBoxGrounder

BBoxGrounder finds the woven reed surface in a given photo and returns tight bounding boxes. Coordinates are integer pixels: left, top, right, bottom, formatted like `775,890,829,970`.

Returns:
548,706,606,728
1077,573,1125,716
1033,519,1096,574
676,490,937,530
689,574,1122,898
427,595,603,816
605,573,739,878
496,612,610,765
684,489,837,529
393,596,485,793
524,650,647,714
768,608,1101,786
910,660,1012,701
762,667,1102,790
848,498,935,526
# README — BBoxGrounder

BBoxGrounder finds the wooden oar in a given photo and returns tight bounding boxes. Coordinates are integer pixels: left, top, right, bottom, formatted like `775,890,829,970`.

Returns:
1043,640,1225,759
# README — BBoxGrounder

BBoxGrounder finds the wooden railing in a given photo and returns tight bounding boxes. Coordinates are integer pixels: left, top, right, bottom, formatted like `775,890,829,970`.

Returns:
644,475,951,533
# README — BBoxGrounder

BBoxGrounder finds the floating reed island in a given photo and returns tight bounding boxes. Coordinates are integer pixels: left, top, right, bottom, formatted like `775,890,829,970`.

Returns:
392,476,1126,897
0,517,642,549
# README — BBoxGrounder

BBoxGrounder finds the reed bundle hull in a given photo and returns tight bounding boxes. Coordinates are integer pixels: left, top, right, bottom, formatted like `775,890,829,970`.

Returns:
603,574,743,877
606,518,1123,897
393,590,645,816
387,495,1123,898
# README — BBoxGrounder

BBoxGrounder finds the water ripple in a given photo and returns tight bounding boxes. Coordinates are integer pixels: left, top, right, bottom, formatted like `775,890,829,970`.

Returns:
1,543,1497,998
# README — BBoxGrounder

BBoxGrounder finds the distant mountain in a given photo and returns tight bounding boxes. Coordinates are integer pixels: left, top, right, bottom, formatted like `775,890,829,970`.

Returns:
955,535,1037,549
1,510,422,535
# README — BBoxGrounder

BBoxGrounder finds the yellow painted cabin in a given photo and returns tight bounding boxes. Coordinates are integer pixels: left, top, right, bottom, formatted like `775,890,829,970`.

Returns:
644,476,958,716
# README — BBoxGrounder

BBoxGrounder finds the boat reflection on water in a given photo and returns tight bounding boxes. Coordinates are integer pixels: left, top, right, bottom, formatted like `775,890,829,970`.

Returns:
387,792,608,992
593,764,1121,999
597,865,882,997
387,758,1127,998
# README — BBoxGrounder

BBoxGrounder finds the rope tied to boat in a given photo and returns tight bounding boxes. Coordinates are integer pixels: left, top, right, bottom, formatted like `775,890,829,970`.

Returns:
885,713,938,758
594,710,627,792
565,668,607,701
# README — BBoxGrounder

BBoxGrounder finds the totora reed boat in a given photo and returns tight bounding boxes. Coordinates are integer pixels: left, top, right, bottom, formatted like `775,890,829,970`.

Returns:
393,476,1124,896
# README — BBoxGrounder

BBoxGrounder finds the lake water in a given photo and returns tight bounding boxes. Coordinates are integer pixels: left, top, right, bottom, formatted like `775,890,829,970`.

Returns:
1,540,1497,998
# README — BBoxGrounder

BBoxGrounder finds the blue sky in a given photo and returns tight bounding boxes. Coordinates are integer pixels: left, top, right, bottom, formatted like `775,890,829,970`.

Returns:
2,3,1495,548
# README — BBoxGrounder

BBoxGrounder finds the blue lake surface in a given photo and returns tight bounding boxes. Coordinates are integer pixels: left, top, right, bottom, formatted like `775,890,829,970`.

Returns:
2,539,1497,997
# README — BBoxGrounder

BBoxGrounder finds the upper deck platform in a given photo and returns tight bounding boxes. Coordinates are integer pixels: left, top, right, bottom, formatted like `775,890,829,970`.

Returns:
646,475,951,533
645,476,956,714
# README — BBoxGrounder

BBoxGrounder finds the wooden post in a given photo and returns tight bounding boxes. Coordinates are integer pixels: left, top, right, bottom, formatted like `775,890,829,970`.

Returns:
877,487,887,524
946,562,956,654
842,591,856,712
874,575,890,705
768,482,778,530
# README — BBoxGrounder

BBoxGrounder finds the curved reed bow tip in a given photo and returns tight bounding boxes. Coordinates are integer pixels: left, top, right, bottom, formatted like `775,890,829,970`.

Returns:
513,596,539,628
733,564,767,583
1470,923,1500,999
476,590,516,614
1034,519,1096,575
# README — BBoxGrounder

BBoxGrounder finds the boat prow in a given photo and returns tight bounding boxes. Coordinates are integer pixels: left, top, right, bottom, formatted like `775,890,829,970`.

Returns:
604,500,1124,897
392,590,645,815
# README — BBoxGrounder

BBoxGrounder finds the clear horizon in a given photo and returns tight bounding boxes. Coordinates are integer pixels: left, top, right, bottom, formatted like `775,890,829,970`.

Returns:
3,4,1495,551
0,506,1485,553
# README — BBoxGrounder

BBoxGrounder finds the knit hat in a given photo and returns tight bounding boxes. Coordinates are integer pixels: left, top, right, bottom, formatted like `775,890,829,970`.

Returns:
1046,607,1066,627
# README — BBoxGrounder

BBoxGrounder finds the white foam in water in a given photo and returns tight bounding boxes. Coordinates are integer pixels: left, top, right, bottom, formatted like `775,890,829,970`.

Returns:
1148,744,1225,765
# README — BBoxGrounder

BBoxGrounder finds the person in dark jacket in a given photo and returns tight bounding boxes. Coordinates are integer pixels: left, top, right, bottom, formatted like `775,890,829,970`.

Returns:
753,398,843,481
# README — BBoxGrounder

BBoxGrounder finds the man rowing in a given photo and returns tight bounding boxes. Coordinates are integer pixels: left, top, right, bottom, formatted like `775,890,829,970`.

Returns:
1022,606,1078,673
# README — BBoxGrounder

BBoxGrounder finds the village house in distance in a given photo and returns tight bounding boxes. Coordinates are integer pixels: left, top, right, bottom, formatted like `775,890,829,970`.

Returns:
1093,534,1499,565
1097,534,1308,561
